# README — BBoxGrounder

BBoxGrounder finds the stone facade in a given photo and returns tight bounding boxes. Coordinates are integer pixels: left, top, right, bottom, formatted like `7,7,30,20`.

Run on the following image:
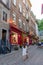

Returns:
29,11,37,36
0,1,10,40
10,0,32,33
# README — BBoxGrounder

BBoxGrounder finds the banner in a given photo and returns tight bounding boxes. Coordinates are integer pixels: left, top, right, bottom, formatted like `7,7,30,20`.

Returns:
41,4,43,14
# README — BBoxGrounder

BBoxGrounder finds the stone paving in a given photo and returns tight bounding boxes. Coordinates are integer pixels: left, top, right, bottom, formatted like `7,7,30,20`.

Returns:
0,45,43,65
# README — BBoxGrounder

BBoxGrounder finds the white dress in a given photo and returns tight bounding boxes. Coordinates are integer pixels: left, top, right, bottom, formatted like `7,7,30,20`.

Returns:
22,46,27,56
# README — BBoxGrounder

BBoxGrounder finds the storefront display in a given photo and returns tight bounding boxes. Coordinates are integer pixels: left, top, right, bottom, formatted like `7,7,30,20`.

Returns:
26,37,29,45
11,32,18,45
10,25,22,45
10,25,30,46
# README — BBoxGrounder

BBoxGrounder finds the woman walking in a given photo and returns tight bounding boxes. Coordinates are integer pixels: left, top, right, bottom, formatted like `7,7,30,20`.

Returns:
22,43,28,61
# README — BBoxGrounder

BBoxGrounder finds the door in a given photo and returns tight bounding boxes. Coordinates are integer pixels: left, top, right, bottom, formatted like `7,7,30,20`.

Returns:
2,29,7,41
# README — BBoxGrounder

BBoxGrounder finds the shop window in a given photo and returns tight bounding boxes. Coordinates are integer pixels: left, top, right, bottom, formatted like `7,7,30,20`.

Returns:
13,0,16,6
12,13,16,24
18,19,22,29
3,11,7,22
11,32,18,45
27,37,29,44
19,4,22,13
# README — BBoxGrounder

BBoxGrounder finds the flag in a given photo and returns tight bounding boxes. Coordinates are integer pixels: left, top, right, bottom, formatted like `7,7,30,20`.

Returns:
41,4,43,14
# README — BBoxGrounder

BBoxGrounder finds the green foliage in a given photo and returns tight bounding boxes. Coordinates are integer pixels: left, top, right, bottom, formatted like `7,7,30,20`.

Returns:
41,40,43,42
38,19,43,31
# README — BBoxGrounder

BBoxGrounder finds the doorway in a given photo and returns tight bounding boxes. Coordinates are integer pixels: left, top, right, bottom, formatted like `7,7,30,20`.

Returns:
2,29,7,41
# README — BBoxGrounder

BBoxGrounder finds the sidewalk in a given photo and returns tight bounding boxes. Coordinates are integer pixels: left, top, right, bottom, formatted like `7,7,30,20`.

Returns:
0,48,22,65
0,45,43,65
0,45,37,65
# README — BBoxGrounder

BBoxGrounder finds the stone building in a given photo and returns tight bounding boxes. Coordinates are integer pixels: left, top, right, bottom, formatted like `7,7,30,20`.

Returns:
9,0,32,46
0,0,10,41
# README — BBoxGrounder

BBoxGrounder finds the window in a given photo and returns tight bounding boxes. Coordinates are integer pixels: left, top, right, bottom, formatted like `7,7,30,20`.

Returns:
18,19,22,29
26,3,29,10
23,22,26,31
2,0,9,7
19,4,22,13
12,13,16,24
3,11,7,22
23,22,25,28
11,32,18,44
23,9,25,17
2,0,7,4
26,13,29,19
23,0,26,4
13,0,16,6
7,0,9,7
27,24,29,32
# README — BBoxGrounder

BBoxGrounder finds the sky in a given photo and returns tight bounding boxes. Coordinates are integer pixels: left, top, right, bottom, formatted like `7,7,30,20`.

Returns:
30,0,43,19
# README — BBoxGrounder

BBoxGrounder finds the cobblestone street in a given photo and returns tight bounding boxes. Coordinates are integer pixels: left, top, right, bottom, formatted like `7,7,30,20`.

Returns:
0,45,43,65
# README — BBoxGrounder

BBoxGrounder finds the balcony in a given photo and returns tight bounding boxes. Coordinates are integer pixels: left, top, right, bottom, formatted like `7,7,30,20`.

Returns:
0,0,10,10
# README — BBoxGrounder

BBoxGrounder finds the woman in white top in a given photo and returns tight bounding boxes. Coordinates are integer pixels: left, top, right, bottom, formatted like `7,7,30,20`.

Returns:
22,44,28,60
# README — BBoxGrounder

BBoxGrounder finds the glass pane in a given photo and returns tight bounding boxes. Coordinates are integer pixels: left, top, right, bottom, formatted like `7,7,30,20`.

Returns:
3,11,7,22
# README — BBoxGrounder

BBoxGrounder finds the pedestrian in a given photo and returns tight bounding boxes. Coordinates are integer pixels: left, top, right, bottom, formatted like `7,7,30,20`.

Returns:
22,43,28,61
24,40,29,56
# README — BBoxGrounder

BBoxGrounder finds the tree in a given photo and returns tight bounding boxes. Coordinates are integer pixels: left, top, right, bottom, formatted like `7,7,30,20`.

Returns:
38,19,43,31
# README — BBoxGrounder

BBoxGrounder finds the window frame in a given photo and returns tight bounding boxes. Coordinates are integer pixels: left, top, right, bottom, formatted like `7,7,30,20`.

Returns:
18,18,22,29
23,8,26,17
3,11,7,22
19,4,22,13
12,12,16,24
23,22,26,31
